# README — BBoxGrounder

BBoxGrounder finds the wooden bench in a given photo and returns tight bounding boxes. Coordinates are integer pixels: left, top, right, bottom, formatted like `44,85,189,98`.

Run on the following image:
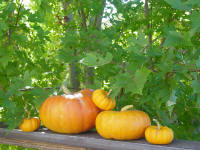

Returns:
0,122,200,150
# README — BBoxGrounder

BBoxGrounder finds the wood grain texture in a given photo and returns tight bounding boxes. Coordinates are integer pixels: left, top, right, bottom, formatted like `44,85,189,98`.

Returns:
0,137,85,150
0,125,200,150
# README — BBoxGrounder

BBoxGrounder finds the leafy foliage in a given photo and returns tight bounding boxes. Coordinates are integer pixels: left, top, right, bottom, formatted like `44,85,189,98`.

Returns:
0,0,200,141
0,144,37,150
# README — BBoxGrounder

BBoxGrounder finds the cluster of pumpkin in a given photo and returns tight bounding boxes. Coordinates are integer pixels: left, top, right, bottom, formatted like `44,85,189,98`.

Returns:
19,89,174,145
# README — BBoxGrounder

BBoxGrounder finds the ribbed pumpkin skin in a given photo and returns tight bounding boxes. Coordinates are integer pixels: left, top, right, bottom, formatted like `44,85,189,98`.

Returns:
19,118,40,132
39,90,99,134
96,110,151,140
92,89,116,110
145,126,174,144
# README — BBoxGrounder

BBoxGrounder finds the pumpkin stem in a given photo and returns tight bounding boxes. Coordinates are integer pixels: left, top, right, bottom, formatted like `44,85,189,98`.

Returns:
62,84,71,95
153,119,161,130
22,96,31,119
121,105,134,111
27,111,31,119
106,89,112,98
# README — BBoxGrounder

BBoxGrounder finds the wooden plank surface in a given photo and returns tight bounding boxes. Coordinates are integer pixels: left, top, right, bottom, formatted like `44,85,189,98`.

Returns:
0,137,86,150
0,125,200,150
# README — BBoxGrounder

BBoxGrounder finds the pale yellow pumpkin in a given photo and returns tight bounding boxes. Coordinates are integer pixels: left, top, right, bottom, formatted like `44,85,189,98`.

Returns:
92,89,116,110
145,119,174,144
95,105,151,140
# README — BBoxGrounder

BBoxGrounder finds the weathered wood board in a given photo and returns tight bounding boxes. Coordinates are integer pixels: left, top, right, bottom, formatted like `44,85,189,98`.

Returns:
0,123,200,150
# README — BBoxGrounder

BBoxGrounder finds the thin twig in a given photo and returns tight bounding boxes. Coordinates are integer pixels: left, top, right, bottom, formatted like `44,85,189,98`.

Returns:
15,0,23,26
8,0,23,46
19,87,60,91
144,0,152,44
8,28,12,45
19,86,80,92
79,0,87,29
160,37,166,48
94,0,106,29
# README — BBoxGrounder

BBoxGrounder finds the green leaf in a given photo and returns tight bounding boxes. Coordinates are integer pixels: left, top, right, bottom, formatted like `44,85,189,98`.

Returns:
7,78,24,96
0,47,10,68
186,0,200,7
3,104,24,130
88,79,102,90
110,73,130,98
82,52,113,67
4,2,16,14
110,84,122,99
131,66,151,95
24,71,32,86
196,58,200,68
36,0,42,6
164,0,192,10
197,94,200,108
2,97,16,113
0,89,4,99
12,33,28,44
0,21,8,34
156,85,170,103
31,88,54,109
126,31,148,55
164,31,182,47
192,80,200,93
189,12,200,37
57,48,77,63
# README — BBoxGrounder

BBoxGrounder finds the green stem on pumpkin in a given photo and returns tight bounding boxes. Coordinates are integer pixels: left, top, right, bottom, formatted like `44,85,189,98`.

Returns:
106,89,112,98
153,119,161,130
22,96,30,119
62,84,71,95
120,105,134,111
27,111,31,119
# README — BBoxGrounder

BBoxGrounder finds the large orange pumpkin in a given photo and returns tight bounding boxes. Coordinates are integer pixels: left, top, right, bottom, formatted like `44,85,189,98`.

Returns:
39,89,99,134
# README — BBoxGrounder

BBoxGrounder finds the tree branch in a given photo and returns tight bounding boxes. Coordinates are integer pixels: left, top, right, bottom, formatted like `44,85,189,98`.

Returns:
160,9,172,48
8,28,12,45
119,61,127,96
18,86,78,91
8,0,23,46
160,37,166,48
79,0,87,29
94,0,106,29
145,0,152,44
19,87,59,91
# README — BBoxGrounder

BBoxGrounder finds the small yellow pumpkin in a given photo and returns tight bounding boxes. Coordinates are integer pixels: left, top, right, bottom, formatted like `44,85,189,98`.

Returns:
19,117,40,132
95,105,151,140
145,119,174,145
92,89,116,110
